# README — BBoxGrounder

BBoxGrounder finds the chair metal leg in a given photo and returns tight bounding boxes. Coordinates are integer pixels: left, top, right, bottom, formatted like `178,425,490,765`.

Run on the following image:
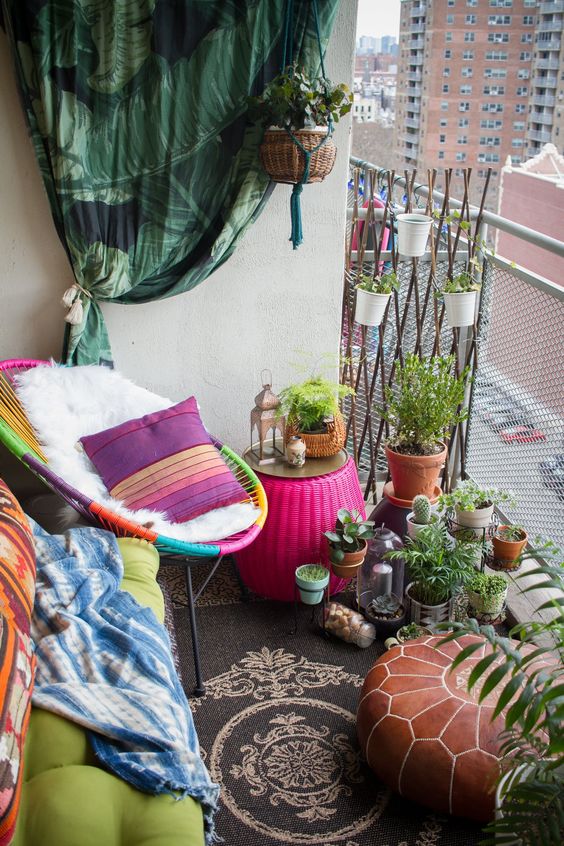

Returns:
184,565,205,697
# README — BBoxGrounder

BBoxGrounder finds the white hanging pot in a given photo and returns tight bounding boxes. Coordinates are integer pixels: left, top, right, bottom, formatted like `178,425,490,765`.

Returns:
443,291,478,328
396,213,433,258
355,288,391,327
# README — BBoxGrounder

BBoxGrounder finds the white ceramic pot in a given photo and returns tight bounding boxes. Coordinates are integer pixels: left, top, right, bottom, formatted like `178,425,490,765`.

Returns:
405,582,454,627
396,213,433,257
443,290,478,328
467,585,507,618
455,503,494,537
355,288,391,327
405,512,439,539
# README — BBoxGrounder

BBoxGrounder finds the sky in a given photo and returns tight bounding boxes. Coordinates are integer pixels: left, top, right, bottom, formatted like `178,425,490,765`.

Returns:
356,0,401,40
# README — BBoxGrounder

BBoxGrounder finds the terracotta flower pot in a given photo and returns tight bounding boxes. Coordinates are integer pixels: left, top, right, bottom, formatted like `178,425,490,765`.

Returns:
329,540,368,579
385,443,447,501
492,526,528,569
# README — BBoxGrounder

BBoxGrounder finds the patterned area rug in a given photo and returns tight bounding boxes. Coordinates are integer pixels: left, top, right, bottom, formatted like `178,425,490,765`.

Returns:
158,559,483,846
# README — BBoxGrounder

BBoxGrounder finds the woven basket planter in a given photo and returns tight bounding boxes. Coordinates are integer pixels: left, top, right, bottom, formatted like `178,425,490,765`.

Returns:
285,412,346,458
259,128,337,185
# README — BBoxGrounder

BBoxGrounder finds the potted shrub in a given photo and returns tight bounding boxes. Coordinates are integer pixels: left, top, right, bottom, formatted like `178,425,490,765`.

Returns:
365,593,406,638
466,571,508,621
295,564,330,605
439,543,563,846
396,212,433,257
386,521,476,627
492,524,528,569
384,621,432,650
248,66,351,185
439,271,481,328
438,480,515,536
354,271,399,327
406,494,439,539
279,377,354,458
324,508,374,579
379,353,470,500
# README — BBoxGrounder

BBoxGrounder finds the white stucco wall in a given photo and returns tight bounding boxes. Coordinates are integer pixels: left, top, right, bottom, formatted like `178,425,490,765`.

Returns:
0,3,357,455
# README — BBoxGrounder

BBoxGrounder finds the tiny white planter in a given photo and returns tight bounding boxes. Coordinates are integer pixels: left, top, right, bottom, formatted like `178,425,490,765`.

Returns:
355,288,391,327
405,512,439,540
443,290,478,328
467,585,507,618
455,503,494,538
396,213,433,258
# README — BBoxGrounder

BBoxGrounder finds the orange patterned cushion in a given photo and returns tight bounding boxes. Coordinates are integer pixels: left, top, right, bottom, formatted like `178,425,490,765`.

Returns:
0,479,36,846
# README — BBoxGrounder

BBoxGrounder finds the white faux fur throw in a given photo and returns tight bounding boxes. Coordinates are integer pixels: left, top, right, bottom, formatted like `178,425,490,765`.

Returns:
16,365,259,544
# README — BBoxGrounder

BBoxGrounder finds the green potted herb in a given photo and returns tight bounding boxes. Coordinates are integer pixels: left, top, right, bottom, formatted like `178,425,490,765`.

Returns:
295,564,330,605
440,271,481,329
438,480,515,535
324,508,374,579
386,521,476,627
439,542,563,846
279,377,354,458
492,524,528,569
379,353,469,500
365,593,406,638
355,271,399,327
248,66,351,184
466,572,507,620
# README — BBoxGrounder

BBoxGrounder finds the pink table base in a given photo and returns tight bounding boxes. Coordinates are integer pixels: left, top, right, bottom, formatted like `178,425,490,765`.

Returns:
236,456,366,601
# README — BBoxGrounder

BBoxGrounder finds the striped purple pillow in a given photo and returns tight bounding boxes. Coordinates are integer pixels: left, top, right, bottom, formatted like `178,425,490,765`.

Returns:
79,397,248,523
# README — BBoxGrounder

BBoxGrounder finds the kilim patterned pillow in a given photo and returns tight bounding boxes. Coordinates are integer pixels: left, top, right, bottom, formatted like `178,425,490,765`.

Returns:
80,396,248,523
0,479,36,846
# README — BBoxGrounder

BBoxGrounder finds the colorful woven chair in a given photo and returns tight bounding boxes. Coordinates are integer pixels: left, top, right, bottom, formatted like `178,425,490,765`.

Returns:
0,359,267,694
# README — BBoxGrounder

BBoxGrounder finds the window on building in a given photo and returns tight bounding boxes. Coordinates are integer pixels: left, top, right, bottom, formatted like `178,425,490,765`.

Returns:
511,155,522,164
448,0,455,5
480,119,503,128
480,136,501,146
441,101,449,110
459,84,472,94
484,68,507,78
456,152,467,161
488,14,511,24
444,49,452,58
467,0,478,5
519,51,531,60
512,138,524,147
464,32,476,42
515,103,526,113
482,102,504,112
488,32,509,42
478,152,500,162
457,135,468,144
523,0,535,4
463,50,475,59
438,151,445,159
440,134,446,143
440,118,448,127
513,120,525,130
478,168,498,177
462,67,473,77
442,83,450,93
485,51,508,60
446,31,453,41
459,117,469,127
489,0,512,5
483,85,505,95
459,101,471,111
465,14,477,23
521,33,532,42
447,14,454,23
516,86,528,96
517,69,530,79
523,15,534,24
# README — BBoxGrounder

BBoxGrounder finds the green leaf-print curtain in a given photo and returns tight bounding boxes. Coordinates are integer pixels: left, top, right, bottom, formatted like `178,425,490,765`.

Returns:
1,0,339,365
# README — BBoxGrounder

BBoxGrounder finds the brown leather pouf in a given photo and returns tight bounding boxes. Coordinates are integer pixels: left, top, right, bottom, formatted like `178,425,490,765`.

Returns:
357,635,505,822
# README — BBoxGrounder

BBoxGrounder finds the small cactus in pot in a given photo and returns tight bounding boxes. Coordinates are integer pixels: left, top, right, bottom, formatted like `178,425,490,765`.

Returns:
365,592,406,638
406,494,437,539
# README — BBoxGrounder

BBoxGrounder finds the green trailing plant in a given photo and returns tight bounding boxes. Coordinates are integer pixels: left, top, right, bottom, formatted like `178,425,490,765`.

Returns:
496,525,527,542
386,521,477,606
441,271,481,294
437,542,564,846
324,508,374,564
247,66,352,131
368,593,404,619
279,377,354,432
412,495,432,525
438,479,516,513
466,572,507,599
379,353,470,455
295,564,329,582
356,271,399,295
432,208,491,295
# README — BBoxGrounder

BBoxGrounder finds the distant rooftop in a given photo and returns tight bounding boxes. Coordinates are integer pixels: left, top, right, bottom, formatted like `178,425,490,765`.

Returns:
503,144,564,186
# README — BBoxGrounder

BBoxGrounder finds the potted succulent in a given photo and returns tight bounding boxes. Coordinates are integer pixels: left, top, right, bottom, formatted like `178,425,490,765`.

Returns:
386,521,477,627
295,564,330,605
354,271,399,327
438,480,515,536
439,543,563,846
324,508,374,579
465,571,508,621
248,66,352,185
492,524,528,569
406,494,439,539
379,353,469,500
396,212,433,257
440,271,481,328
365,593,406,638
279,376,354,458
384,621,432,649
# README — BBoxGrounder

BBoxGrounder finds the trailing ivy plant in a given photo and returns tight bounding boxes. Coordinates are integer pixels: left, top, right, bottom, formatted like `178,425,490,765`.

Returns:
248,66,352,131
356,271,399,295
379,353,470,455
438,480,515,513
437,542,564,846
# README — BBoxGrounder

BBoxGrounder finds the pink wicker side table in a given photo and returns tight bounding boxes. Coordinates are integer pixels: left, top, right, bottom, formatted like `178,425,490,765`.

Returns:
236,450,365,601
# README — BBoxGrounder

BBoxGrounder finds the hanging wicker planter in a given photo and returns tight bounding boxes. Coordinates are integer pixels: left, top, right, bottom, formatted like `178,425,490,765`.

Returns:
260,127,337,185
285,411,346,458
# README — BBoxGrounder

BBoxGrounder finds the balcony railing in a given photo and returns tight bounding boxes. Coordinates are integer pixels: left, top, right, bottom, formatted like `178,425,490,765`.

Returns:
530,110,553,125
409,55,424,66
404,117,420,129
532,74,558,88
531,93,556,106
535,37,562,49
534,58,560,70
407,85,422,96
410,22,426,33
344,157,564,556
537,19,563,32
407,101,421,113
406,71,422,81
527,127,553,142
409,37,425,48
540,0,564,11
410,3,426,14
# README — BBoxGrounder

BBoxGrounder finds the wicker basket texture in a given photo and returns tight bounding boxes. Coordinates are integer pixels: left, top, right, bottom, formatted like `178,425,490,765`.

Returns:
260,128,337,184
285,412,346,458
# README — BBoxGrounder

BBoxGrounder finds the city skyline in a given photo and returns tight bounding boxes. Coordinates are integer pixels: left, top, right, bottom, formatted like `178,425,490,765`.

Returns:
356,0,401,40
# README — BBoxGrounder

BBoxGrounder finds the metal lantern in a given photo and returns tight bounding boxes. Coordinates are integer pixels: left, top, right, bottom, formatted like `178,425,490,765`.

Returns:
357,524,404,613
250,370,285,465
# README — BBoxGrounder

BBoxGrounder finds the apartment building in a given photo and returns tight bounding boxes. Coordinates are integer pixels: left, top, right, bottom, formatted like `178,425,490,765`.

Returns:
526,0,564,157
394,0,540,206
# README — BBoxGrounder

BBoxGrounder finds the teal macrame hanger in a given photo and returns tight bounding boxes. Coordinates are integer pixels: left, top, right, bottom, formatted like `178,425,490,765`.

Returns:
281,0,333,249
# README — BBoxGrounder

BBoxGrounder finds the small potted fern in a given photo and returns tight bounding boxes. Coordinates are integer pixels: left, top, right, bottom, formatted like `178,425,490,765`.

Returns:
280,376,354,458
354,271,399,327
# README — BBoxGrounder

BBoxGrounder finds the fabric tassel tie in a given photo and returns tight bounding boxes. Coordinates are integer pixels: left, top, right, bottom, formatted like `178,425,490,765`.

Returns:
61,282,92,325
286,127,331,250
